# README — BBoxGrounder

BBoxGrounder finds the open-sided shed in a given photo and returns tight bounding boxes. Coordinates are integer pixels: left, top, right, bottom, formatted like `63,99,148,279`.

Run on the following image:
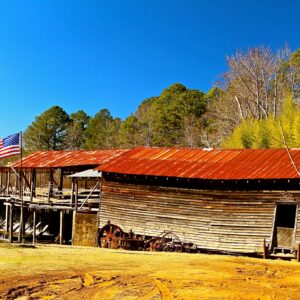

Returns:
97,147,300,256
0,149,127,245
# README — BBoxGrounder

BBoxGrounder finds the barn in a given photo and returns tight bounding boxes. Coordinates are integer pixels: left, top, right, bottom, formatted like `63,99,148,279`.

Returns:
97,147,300,256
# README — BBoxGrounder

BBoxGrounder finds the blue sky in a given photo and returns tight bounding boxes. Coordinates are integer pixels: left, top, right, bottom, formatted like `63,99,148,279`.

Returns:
0,0,299,137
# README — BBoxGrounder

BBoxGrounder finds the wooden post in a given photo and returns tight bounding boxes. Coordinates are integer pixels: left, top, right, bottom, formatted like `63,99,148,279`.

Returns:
19,170,23,198
72,210,76,246
263,239,268,259
48,169,53,202
14,170,18,194
59,210,64,245
32,210,36,245
59,169,64,191
5,204,9,232
0,171,2,194
296,243,300,262
18,206,23,243
71,178,74,207
21,170,31,192
9,205,13,243
30,169,36,202
6,170,10,196
75,180,78,212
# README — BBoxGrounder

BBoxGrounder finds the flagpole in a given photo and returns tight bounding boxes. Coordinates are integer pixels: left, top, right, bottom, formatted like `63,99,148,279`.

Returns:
18,131,23,243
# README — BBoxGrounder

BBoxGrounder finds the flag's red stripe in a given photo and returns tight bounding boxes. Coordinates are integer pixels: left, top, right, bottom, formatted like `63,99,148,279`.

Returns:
0,144,20,159
0,146,20,153
0,152,20,159
0,148,20,154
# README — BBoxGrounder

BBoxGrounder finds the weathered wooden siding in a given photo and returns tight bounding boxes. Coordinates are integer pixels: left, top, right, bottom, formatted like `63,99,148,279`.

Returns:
100,180,300,253
295,206,300,245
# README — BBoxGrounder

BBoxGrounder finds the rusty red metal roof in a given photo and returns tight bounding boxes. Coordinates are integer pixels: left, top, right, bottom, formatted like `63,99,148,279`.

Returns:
13,149,128,169
97,147,300,180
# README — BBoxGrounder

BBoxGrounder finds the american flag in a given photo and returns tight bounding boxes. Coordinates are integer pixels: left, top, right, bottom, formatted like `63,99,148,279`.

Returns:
0,132,21,159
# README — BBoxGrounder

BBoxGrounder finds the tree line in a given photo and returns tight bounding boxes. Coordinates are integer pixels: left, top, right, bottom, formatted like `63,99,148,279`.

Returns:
23,83,208,151
23,45,300,152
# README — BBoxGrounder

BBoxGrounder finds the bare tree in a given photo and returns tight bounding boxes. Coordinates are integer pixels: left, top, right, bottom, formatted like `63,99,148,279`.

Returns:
282,46,300,101
200,46,297,147
181,116,202,147
222,46,288,121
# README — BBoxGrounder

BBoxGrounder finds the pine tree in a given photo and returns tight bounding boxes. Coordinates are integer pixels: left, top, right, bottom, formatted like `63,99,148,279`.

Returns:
23,106,70,151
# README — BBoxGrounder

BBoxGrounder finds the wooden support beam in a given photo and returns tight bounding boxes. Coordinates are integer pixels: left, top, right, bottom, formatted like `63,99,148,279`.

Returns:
18,206,24,243
263,239,268,259
52,172,58,187
94,177,103,247
75,180,78,212
72,210,76,246
71,178,75,207
48,169,54,202
6,170,10,195
30,169,36,202
78,181,100,211
21,170,31,190
32,210,36,245
14,170,18,192
9,205,13,243
5,204,9,232
59,169,64,191
59,210,64,245
3,171,6,193
29,204,74,210
0,171,2,193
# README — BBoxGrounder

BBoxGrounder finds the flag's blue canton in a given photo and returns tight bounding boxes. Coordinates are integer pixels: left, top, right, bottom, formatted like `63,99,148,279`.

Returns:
3,133,20,147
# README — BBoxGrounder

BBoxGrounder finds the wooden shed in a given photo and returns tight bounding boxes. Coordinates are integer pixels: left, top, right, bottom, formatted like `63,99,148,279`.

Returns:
97,147,300,256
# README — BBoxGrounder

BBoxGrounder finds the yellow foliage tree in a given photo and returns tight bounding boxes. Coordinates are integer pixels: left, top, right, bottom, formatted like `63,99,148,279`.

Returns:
223,95,300,149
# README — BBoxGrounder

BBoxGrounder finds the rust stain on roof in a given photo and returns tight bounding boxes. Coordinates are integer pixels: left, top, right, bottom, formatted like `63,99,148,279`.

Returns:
13,149,128,168
97,146,300,180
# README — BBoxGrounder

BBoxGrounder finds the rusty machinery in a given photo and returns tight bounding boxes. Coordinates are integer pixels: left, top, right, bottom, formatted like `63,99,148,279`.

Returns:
98,222,198,253
144,230,198,253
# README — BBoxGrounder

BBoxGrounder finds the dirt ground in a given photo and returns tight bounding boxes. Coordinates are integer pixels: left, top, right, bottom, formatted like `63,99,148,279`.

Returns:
0,244,299,299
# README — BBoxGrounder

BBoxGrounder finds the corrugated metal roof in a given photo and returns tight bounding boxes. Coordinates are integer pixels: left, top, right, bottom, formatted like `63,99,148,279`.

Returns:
97,147,300,180
13,149,128,168
69,169,101,178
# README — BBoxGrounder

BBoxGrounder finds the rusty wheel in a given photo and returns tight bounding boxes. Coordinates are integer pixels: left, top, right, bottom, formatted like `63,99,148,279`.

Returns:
98,223,123,249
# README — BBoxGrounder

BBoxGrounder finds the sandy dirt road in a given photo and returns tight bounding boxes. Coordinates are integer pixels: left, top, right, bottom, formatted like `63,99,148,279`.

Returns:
0,244,300,299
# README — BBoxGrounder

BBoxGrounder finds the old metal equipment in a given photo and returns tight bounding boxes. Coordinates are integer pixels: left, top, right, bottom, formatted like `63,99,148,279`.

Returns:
97,221,124,248
144,230,199,253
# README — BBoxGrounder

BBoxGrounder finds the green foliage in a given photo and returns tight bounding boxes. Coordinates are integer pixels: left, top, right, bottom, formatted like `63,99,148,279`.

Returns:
148,83,207,146
23,106,70,151
65,110,90,150
203,87,222,103
107,118,122,149
22,83,208,151
115,83,207,148
135,97,156,146
85,109,120,149
118,115,140,147
287,48,300,98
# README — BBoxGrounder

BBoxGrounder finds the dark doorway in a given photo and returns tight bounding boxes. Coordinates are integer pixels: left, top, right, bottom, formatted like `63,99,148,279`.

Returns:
273,204,297,249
